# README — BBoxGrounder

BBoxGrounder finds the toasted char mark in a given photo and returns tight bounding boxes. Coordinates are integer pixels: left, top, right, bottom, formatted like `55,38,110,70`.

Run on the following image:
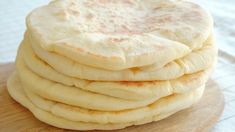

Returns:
119,81,145,87
46,0,210,41
109,38,128,43
146,15,173,24
160,29,174,35
54,10,70,20
119,81,158,87
85,13,94,20
54,11,79,21
81,0,147,35
180,72,202,85
77,1,205,35
157,16,173,23
129,67,141,74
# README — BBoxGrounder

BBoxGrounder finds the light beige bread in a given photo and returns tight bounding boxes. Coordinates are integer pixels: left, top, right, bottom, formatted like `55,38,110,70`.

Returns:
16,52,214,111
26,0,213,70
7,73,204,130
27,33,217,81
7,0,216,130
18,42,213,101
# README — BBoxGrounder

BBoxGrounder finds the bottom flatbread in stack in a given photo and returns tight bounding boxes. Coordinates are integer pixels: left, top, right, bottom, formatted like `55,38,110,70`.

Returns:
8,73,204,130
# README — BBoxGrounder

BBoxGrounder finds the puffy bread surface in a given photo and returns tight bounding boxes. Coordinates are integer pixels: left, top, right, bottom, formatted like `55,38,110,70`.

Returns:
19,41,214,101
16,56,170,111
23,80,205,124
27,0,213,70
7,73,204,130
27,33,217,81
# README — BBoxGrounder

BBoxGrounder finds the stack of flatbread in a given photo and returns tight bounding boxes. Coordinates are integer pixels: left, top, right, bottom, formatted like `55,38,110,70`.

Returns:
7,0,217,130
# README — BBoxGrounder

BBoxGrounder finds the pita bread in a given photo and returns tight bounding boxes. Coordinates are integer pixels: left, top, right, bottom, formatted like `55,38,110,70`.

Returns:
19,41,213,101
24,83,205,124
7,73,204,130
28,33,216,81
26,0,212,70
16,56,171,111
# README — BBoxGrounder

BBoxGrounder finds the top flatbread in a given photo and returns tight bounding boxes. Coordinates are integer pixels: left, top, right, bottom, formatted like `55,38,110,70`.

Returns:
26,0,213,70
27,32,216,81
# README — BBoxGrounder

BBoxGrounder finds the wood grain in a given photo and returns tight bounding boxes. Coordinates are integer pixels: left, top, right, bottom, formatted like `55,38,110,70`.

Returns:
0,63,224,132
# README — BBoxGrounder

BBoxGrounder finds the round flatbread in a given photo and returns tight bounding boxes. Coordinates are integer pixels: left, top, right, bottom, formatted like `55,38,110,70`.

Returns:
23,83,205,124
26,0,213,70
7,73,204,130
16,56,171,111
19,41,213,101
27,33,217,81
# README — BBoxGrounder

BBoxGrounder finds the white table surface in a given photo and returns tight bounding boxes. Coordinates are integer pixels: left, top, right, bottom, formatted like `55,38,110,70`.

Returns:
0,0,235,132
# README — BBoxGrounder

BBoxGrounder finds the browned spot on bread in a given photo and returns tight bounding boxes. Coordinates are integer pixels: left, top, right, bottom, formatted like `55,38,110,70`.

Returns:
119,81,157,87
129,67,141,74
154,6,162,10
109,38,127,43
168,93,177,97
179,71,202,85
160,16,172,23
54,10,69,20
86,13,94,20
148,15,173,24
69,9,80,16
119,81,145,87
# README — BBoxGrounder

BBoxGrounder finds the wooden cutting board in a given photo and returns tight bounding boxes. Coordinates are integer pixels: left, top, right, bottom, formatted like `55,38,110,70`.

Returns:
0,63,224,132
